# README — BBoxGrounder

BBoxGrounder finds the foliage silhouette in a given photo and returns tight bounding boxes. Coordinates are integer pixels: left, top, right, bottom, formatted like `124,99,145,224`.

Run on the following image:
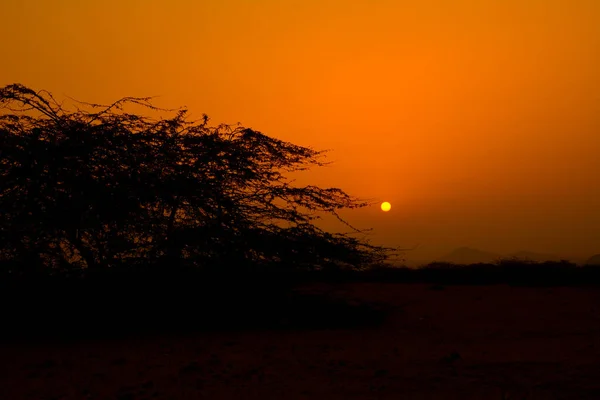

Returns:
0,84,392,278
359,259,598,286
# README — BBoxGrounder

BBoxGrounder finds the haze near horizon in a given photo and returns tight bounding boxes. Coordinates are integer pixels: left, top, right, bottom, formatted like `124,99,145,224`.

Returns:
2,0,599,263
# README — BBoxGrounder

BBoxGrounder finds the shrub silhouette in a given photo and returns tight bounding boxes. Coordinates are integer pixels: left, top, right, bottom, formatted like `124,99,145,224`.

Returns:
0,84,392,278
413,258,588,286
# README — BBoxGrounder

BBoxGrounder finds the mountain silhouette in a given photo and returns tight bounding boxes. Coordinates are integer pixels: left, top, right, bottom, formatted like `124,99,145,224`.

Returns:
435,247,501,265
584,254,600,266
508,250,562,263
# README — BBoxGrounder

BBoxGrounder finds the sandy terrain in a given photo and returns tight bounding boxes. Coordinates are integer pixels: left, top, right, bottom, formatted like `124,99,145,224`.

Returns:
2,283,600,399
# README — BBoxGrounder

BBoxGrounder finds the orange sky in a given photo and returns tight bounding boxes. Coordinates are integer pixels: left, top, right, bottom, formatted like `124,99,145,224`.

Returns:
2,0,599,263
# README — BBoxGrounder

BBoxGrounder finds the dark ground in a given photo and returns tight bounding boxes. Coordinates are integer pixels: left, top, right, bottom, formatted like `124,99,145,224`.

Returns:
1,280,600,399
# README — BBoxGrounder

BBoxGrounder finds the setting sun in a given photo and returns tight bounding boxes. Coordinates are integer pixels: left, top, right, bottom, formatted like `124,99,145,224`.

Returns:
381,202,391,212
2,0,599,264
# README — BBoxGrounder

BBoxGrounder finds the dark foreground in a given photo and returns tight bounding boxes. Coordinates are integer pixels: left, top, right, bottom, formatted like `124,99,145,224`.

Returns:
2,280,600,399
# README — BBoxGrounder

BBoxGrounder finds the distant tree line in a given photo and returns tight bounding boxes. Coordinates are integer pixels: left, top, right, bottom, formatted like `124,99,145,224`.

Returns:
0,84,392,277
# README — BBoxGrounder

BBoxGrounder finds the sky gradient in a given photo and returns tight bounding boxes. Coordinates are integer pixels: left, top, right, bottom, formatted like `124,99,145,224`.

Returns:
2,0,599,263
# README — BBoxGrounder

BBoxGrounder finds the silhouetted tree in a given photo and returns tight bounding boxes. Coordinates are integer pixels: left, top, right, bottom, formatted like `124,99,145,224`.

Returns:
0,84,391,276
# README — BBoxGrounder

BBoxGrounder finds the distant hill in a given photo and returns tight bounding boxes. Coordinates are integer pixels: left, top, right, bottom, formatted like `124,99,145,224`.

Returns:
408,247,581,267
508,250,563,263
584,254,600,266
435,247,501,265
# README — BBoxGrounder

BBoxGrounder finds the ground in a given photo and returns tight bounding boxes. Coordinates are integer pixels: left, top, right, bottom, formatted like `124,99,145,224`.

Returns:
1,283,600,399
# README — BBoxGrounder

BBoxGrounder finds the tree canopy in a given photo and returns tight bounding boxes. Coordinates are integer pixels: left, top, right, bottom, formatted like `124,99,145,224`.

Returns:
0,84,393,277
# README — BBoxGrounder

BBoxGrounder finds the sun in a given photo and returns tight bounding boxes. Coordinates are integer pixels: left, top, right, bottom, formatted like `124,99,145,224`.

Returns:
381,201,391,212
